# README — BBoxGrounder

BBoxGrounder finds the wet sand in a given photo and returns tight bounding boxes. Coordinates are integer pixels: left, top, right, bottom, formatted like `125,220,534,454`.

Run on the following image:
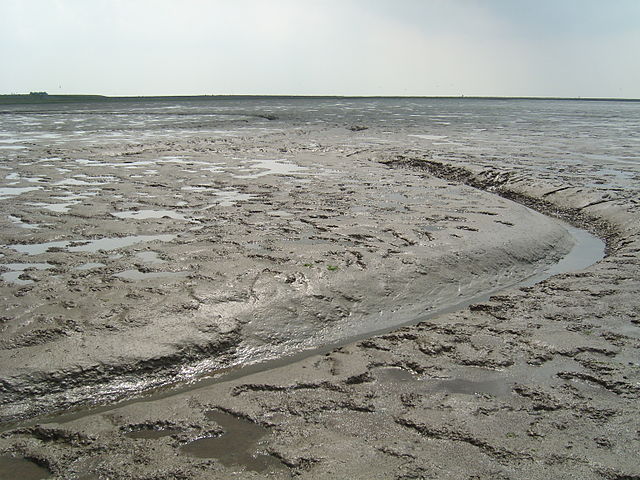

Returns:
0,114,638,478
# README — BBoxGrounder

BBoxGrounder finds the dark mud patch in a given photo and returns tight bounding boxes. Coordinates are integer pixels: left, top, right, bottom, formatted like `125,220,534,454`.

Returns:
0,455,50,479
180,410,286,473
124,425,184,439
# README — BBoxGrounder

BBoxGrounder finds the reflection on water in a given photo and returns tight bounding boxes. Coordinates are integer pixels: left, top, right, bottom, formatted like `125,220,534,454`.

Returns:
0,186,41,198
209,190,256,207
520,224,604,287
10,234,176,255
0,456,50,480
181,410,285,473
71,234,176,253
9,241,69,255
236,159,307,178
111,209,188,220
135,251,165,264
7,215,39,229
373,367,511,396
1,263,53,284
181,186,257,207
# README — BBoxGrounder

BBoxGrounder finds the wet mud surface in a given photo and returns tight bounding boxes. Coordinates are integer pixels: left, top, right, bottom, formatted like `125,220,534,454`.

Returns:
0,128,574,425
1,99,639,479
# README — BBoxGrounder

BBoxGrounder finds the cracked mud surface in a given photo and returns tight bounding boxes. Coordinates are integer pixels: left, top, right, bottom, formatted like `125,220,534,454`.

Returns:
0,99,638,479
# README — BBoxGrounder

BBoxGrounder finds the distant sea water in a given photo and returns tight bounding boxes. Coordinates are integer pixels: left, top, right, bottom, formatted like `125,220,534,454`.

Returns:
1,97,639,190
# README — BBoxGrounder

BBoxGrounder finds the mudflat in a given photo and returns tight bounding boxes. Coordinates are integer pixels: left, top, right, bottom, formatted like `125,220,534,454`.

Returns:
0,99,638,479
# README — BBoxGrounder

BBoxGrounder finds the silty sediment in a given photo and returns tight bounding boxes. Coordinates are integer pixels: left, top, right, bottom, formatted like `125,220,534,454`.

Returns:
0,133,574,424
2,127,638,479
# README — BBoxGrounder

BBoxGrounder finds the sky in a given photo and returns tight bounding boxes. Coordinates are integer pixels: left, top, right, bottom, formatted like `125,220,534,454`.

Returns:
1,0,639,98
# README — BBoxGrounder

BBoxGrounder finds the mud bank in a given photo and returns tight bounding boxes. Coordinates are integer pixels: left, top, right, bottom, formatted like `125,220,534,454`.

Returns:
0,134,575,425
0,121,637,479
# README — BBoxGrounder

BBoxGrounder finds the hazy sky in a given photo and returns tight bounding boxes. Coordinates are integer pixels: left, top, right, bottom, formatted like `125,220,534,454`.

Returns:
1,0,639,97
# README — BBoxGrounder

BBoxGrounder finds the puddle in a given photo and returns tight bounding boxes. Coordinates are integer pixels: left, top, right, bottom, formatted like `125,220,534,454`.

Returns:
125,427,183,439
374,367,417,383
114,270,187,281
159,155,190,163
520,224,605,287
0,456,50,479
201,166,223,174
210,191,256,207
236,159,307,178
136,251,165,264
9,241,70,255
10,234,176,255
53,178,107,186
111,210,188,220
374,367,509,396
49,192,98,204
181,411,285,473
68,234,176,253
0,186,42,198
2,262,53,271
1,263,53,284
74,174,118,182
8,215,39,229
4,173,44,183
184,188,257,207
75,159,156,168
0,145,28,150
27,202,78,213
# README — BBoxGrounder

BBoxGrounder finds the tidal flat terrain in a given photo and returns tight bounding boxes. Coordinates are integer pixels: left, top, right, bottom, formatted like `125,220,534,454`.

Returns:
0,98,638,479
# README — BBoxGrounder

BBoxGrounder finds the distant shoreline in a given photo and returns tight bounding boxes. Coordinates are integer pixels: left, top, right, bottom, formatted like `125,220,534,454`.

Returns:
1,93,639,105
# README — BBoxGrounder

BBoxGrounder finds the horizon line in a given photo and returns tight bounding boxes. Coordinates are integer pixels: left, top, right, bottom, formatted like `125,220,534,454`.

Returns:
1,93,639,102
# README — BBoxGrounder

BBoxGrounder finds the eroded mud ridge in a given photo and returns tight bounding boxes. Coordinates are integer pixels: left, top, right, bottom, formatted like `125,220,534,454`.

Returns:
1,100,639,479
